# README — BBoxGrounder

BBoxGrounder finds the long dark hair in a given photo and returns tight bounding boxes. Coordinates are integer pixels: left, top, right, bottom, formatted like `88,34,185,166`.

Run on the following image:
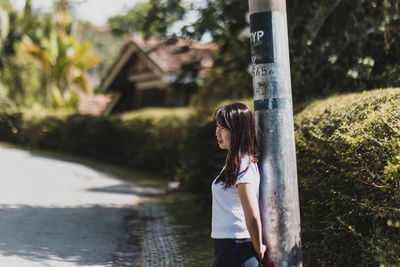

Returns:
214,102,259,188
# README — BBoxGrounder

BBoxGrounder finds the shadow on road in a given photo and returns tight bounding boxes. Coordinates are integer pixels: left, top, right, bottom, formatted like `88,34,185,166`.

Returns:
0,204,134,266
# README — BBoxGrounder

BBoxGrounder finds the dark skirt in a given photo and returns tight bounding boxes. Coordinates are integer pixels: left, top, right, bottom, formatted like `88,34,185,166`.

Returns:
213,238,259,267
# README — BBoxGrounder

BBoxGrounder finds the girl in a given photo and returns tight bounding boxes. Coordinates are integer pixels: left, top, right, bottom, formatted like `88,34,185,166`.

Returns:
212,102,266,267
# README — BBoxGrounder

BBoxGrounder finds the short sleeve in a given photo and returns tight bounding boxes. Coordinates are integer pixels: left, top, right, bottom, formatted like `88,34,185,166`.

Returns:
235,157,260,187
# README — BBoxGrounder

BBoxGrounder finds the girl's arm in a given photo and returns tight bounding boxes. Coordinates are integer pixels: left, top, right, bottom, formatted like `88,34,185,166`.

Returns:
237,183,267,262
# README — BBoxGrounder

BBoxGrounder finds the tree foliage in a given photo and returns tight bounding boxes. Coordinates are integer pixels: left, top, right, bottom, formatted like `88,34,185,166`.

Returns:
107,0,400,105
107,2,152,37
0,0,30,106
107,0,185,39
0,0,99,109
288,0,400,101
19,18,99,106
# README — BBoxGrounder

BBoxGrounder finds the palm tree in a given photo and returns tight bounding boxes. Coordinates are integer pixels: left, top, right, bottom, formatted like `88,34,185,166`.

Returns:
0,3,9,46
0,0,22,106
20,18,99,107
19,25,54,105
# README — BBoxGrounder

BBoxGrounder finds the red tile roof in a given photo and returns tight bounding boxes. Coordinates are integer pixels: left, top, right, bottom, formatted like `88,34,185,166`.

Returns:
130,36,217,77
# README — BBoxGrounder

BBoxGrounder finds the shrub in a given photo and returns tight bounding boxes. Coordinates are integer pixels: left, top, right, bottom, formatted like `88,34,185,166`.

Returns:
0,112,23,143
176,118,225,203
0,108,188,179
295,88,400,266
120,115,186,174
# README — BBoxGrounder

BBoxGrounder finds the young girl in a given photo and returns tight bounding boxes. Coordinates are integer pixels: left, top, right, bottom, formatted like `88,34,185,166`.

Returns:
212,102,266,267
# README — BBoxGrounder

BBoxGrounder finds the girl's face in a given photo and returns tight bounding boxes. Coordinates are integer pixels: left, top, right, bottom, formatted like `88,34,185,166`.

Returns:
216,122,231,150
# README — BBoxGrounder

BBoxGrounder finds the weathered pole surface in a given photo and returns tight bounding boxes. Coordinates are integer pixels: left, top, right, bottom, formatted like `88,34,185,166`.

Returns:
248,0,302,266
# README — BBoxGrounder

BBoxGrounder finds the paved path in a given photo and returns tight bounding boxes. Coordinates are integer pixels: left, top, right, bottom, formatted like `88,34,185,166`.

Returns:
136,201,184,267
0,146,162,267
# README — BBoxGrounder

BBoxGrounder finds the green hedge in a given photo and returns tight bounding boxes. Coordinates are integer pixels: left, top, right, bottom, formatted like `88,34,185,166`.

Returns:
295,88,400,266
0,109,186,177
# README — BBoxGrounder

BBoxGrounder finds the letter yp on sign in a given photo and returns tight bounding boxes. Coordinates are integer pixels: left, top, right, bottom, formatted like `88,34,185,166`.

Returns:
250,12,274,64
251,30,264,43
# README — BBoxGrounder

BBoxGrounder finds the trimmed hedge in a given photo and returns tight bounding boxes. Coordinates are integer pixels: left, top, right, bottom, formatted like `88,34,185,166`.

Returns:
0,109,186,177
295,88,400,266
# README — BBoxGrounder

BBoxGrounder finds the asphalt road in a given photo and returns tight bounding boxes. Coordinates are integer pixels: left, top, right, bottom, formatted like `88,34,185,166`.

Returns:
0,146,151,267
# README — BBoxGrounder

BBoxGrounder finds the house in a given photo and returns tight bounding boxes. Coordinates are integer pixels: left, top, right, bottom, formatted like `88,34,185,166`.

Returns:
99,36,216,115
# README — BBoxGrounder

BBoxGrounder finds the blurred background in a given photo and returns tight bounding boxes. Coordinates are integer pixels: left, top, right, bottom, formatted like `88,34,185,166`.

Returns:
0,0,399,266
2,0,399,112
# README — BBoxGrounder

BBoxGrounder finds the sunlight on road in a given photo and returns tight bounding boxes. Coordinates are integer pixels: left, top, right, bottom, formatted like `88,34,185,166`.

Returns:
0,147,142,266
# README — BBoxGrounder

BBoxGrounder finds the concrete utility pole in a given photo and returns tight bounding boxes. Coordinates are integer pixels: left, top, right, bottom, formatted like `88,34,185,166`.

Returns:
248,0,302,266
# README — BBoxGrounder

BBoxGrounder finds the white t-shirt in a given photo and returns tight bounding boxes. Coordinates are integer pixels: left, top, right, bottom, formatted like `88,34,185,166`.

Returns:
211,156,260,239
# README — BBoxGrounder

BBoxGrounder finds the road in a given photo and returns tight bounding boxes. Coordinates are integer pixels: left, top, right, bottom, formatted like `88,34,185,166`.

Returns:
0,146,155,267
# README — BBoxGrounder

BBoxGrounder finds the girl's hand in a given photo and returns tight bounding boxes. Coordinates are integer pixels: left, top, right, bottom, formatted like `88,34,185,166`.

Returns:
257,244,267,266
260,248,277,267
258,244,267,260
